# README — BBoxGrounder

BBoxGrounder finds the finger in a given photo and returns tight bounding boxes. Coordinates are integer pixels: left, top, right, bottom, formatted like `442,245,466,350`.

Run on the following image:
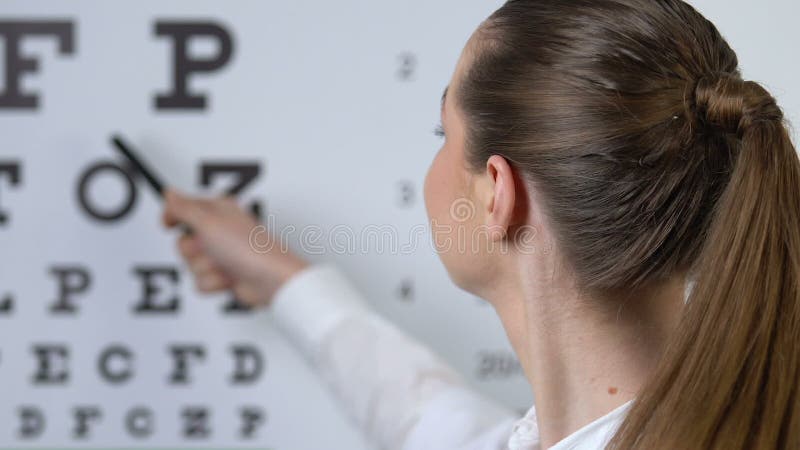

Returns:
188,254,218,275
195,271,233,293
186,256,233,288
162,189,183,227
233,284,265,307
218,195,240,212
177,234,202,259
163,189,208,229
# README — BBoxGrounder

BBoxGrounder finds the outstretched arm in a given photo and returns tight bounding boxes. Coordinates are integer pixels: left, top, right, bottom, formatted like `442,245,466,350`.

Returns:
271,264,520,450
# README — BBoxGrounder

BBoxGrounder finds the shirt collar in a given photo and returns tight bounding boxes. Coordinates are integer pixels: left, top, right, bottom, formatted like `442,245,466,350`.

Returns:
507,400,633,450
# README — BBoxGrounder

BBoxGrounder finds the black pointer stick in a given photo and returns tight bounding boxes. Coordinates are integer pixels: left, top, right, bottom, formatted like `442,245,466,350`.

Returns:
111,134,194,235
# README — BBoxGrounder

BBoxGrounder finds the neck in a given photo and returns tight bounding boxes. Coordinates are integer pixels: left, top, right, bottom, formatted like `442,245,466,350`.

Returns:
485,259,685,449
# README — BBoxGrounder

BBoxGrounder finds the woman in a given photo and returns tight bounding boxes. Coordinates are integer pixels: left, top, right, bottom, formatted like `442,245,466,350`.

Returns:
162,0,800,448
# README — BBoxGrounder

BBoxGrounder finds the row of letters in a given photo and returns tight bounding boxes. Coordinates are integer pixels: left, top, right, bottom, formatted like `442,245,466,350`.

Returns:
0,20,234,110
0,265,255,315
3,343,265,385
0,159,261,226
12,405,267,440
0,19,418,111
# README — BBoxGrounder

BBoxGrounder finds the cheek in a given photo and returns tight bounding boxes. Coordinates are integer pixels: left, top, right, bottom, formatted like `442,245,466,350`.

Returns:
424,145,464,256
424,147,449,222
423,143,486,293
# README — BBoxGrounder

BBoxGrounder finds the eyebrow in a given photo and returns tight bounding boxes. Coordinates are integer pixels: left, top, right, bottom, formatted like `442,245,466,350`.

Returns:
441,85,449,113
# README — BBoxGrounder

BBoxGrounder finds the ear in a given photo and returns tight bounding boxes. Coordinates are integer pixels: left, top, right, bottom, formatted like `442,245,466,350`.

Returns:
483,154,516,240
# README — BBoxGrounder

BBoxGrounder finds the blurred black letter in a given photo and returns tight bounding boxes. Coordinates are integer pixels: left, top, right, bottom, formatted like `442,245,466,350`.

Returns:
31,344,69,385
132,266,180,314
49,265,91,314
0,162,21,225
18,406,45,439
0,21,74,109
72,406,101,439
154,21,233,110
230,344,264,385
168,344,206,384
98,345,134,384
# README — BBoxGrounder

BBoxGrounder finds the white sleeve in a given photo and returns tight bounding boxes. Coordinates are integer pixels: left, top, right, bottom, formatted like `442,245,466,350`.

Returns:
269,263,520,450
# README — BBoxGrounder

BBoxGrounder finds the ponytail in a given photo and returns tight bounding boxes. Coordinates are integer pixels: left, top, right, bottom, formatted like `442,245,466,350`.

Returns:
609,74,800,448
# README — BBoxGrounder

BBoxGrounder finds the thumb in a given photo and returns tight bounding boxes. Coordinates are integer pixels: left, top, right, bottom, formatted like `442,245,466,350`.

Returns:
162,189,206,228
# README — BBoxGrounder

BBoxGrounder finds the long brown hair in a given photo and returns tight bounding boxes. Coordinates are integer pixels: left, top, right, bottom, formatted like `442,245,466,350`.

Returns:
458,0,800,448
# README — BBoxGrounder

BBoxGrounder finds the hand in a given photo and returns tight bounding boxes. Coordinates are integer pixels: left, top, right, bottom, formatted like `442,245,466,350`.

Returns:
161,189,309,307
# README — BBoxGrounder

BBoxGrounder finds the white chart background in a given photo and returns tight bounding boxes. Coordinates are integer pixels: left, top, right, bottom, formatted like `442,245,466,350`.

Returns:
0,1,798,449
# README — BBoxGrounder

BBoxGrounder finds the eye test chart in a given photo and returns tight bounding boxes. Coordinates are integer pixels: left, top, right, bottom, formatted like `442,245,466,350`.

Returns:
0,1,527,448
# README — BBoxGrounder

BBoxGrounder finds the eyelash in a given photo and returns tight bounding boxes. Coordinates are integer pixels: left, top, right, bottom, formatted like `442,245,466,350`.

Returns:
433,122,445,138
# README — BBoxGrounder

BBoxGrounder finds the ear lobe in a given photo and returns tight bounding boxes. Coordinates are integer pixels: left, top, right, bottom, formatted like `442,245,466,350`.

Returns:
485,155,516,239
